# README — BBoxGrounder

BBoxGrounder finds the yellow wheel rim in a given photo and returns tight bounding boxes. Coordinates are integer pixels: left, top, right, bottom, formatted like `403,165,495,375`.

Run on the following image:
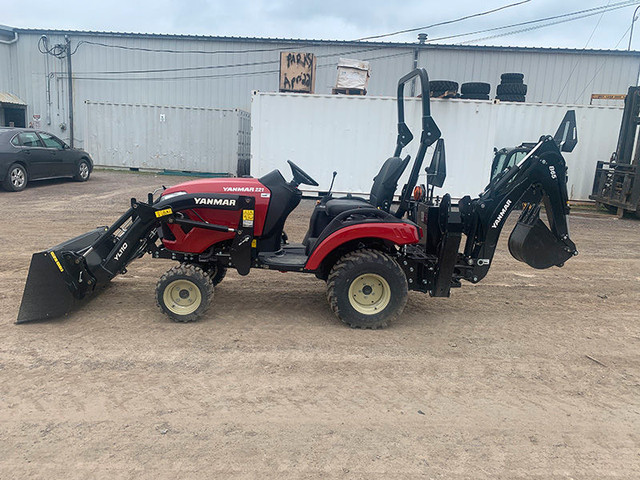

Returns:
348,273,391,315
163,279,202,316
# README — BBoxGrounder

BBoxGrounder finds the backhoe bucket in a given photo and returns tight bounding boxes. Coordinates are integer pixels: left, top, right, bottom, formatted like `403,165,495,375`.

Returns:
16,227,108,324
508,217,575,269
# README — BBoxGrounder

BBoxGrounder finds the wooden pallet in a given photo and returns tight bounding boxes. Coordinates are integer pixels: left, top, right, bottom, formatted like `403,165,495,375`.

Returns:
332,88,367,96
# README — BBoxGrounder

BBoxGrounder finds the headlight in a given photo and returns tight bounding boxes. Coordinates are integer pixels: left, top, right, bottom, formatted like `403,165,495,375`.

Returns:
161,191,187,201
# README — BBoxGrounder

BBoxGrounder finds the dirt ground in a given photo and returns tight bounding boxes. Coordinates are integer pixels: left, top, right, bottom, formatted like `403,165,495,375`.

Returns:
0,170,639,479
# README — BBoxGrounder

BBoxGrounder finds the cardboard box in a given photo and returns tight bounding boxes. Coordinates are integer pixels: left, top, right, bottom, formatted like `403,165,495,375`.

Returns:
335,58,371,90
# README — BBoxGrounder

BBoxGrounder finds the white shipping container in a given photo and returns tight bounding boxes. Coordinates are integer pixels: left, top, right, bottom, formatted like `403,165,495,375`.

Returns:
85,101,250,175
251,92,623,201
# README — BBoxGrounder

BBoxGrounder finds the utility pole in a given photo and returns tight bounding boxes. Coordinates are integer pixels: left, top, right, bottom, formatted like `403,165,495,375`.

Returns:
65,35,74,147
629,5,640,51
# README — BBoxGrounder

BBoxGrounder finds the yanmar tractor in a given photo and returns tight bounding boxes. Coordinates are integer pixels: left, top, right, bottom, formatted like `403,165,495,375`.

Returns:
17,69,578,328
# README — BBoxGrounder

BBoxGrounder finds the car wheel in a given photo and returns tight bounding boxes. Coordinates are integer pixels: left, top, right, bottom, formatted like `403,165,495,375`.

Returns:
74,159,91,182
3,163,28,192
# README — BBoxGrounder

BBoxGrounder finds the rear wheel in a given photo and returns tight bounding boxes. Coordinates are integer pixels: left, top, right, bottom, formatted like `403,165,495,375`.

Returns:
3,163,28,192
74,159,91,182
326,249,408,329
156,263,213,322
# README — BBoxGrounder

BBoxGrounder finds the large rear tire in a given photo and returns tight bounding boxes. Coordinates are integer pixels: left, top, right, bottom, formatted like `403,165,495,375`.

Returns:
326,249,408,329
156,263,213,322
3,163,28,192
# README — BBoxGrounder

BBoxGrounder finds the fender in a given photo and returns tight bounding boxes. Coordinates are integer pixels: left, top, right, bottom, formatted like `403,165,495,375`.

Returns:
304,222,420,271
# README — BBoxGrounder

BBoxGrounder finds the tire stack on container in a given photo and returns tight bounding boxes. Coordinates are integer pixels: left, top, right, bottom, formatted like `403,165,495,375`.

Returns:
496,73,527,102
429,80,459,98
460,82,491,100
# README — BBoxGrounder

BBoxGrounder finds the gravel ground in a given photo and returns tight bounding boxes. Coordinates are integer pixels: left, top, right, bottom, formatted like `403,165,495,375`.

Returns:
0,170,639,479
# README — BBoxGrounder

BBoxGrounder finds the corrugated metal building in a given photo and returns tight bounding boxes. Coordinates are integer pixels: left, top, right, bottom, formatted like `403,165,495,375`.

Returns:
0,25,638,171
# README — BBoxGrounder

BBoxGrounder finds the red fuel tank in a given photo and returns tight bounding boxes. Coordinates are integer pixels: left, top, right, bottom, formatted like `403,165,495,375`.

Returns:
161,177,271,253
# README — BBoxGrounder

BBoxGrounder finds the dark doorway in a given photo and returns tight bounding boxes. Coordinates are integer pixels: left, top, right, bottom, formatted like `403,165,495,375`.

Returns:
3,107,26,127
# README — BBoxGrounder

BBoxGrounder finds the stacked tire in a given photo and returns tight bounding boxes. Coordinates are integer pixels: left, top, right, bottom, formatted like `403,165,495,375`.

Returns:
429,80,458,99
496,73,527,102
460,82,491,100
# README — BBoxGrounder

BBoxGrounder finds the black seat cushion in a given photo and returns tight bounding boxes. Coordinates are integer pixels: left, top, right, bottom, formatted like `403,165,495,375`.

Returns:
325,198,371,217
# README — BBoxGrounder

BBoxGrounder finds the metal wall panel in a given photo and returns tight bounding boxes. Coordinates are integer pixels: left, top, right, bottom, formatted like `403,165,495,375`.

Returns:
251,92,623,201
0,30,636,166
85,101,249,174
418,47,638,105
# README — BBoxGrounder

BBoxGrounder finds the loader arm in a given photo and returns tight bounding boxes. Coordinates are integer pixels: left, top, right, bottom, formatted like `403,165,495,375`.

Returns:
17,193,255,323
458,135,578,283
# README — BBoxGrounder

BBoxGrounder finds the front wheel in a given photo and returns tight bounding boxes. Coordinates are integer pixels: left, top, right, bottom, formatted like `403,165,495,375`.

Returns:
74,159,91,182
204,263,227,286
326,249,408,329
156,264,214,322
3,163,28,191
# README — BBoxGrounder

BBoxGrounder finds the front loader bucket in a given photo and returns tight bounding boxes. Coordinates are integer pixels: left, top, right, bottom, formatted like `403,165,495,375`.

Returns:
16,227,108,323
508,216,576,270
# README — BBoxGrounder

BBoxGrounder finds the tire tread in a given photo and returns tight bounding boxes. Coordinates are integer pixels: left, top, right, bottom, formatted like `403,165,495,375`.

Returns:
326,249,407,329
156,263,214,322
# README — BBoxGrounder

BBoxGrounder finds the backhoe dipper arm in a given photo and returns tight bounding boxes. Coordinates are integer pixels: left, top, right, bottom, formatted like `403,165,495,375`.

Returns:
459,135,578,283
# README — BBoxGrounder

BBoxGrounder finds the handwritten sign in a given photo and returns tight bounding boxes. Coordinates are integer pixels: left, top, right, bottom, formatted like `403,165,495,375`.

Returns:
279,52,316,93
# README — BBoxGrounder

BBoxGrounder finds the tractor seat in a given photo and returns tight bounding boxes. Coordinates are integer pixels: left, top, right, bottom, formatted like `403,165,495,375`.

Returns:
324,197,371,216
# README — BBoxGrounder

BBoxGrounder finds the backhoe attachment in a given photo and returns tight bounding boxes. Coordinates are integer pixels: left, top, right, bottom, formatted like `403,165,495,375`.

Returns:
459,122,578,283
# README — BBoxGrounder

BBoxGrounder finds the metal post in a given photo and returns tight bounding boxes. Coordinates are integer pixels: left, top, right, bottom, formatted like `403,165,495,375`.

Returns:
65,35,74,147
410,48,418,97
629,5,640,51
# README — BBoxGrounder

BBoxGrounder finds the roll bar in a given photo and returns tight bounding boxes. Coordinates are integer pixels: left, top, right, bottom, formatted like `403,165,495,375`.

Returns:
394,68,442,218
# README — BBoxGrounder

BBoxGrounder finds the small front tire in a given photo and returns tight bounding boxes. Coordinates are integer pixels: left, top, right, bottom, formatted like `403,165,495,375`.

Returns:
156,263,213,322
205,263,227,286
326,249,408,329
74,159,91,182
3,163,28,192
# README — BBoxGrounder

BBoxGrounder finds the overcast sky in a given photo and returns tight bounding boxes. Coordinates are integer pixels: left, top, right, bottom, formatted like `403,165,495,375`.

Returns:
2,0,637,50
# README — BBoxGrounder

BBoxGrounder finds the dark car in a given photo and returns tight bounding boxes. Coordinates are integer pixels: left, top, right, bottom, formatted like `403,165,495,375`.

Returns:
0,128,94,192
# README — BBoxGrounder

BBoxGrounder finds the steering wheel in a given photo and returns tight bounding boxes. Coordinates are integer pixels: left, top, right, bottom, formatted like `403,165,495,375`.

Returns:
287,160,319,187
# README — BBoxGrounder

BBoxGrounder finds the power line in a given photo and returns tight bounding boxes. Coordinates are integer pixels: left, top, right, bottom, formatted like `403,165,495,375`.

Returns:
69,51,412,81
78,39,315,55
426,0,638,43
354,0,531,41
554,0,613,103
459,1,638,44
73,46,385,75
573,24,633,103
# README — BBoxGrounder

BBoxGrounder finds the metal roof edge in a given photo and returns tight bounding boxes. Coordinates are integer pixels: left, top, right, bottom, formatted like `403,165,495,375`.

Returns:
8,26,640,57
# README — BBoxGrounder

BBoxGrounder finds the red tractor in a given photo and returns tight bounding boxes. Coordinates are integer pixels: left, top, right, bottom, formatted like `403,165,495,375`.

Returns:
18,69,578,328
